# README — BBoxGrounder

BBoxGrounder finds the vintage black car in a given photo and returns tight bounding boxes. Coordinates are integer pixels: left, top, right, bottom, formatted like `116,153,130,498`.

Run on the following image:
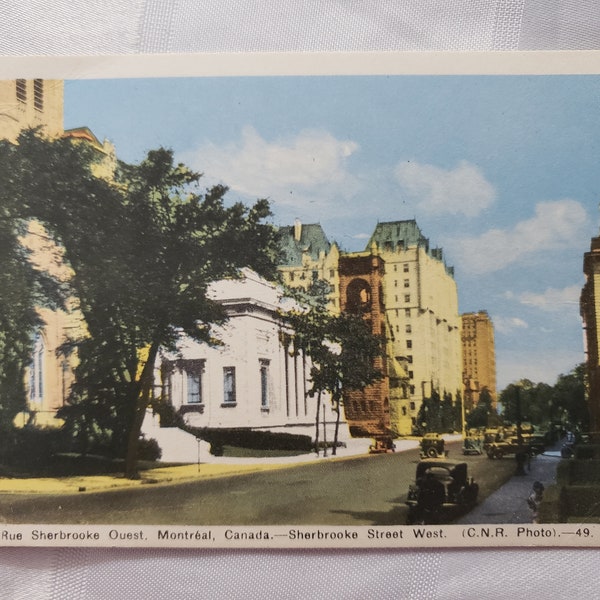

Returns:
419,433,448,458
406,459,479,524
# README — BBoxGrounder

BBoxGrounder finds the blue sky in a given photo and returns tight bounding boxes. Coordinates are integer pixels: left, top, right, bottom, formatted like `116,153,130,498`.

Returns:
64,74,600,390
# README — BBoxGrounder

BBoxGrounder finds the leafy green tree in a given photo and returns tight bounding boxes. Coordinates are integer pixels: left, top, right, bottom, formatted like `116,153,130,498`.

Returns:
283,281,383,455
552,364,589,430
6,130,277,477
465,388,494,429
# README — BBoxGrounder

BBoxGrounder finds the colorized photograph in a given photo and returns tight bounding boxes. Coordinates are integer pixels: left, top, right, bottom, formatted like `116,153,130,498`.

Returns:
1,60,600,543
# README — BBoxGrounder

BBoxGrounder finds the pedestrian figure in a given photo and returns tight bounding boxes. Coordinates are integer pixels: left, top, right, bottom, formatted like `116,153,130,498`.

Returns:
527,481,544,523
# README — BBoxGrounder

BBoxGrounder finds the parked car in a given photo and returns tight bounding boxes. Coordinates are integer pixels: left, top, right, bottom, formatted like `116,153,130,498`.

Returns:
486,436,538,459
462,435,483,455
406,459,479,524
419,433,448,458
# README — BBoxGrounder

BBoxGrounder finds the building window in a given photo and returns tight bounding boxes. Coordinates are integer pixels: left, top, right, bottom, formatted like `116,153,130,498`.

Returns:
403,263,409,272
33,79,44,111
289,272,295,282
405,324,412,334
407,355,413,363
405,308,411,317
329,269,335,278
29,333,44,403
16,79,27,103
223,367,236,404
186,370,202,404
260,360,270,409
404,294,410,303
408,370,414,379
404,279,410,288
406,339,413,349
394,280,398,287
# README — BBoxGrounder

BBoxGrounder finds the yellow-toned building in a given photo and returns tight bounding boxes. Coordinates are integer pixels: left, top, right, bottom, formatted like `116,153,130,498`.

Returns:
277,218,462,437
0,80,101,427
276,219,341,313
0,79,63,142
581,234,600,436
367,220,462,435
461,311,497,413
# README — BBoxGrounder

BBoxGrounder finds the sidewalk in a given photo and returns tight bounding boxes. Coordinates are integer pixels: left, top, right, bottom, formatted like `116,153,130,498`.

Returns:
457,450,562,524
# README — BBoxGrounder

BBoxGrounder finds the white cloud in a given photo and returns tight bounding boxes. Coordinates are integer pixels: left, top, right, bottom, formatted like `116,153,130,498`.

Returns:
518,285,581,312
494,316,529,335
394,160,495,217
448,199,588,275
182,126,361,211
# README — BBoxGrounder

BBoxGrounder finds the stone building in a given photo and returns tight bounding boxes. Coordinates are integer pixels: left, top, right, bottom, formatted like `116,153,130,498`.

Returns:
153,269,333,433
461,311,497,412
0,79,63,142
0,79,73,426
276,219,340,313
337,249,395,449
581,234,600,435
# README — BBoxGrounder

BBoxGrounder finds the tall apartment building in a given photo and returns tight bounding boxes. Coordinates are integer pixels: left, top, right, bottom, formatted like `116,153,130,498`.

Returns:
581,234,600,435
461,311,497,412
367,220,462,435
276,219,340,313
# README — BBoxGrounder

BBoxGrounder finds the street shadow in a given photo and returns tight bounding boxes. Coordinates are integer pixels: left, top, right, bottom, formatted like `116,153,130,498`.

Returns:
331,494,409,525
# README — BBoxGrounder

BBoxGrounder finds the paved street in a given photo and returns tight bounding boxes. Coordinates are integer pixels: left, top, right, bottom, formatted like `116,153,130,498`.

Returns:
0,440,517,525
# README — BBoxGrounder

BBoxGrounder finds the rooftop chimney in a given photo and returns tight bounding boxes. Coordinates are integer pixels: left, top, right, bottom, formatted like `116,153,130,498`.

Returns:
294,218,302,242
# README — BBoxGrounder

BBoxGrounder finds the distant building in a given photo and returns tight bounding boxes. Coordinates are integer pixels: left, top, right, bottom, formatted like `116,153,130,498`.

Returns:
461,311,497,413
154,269,335,433
276,219,340,313
581,234,600,435
367,220,462,434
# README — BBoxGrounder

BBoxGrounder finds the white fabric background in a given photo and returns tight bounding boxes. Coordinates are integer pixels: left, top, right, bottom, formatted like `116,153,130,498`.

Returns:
1,2,600,598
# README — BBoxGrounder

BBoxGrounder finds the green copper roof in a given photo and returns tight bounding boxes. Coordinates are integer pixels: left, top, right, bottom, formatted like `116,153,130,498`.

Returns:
276,222,332,267
367,220,428,250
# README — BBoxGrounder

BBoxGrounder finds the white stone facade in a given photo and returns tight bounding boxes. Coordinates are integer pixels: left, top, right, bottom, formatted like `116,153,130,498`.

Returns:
157,269,335,432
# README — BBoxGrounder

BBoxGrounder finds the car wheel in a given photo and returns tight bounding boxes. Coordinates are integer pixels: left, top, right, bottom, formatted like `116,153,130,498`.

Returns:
427,447,438,458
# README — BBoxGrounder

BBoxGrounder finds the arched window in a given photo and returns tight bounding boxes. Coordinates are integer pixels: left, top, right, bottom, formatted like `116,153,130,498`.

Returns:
346,279,371,314
29,333,44,403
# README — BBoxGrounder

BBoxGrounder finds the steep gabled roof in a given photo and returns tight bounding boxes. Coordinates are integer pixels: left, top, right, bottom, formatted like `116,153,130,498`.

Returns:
276,222,332,267
367,219,428,250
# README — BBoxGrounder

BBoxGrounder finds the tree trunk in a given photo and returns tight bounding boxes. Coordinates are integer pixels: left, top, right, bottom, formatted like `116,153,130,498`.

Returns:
124,340,160,479
314,391,321,456
332,397,341,456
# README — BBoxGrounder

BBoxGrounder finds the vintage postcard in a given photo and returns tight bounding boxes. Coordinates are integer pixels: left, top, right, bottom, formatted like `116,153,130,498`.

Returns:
1,52,600,549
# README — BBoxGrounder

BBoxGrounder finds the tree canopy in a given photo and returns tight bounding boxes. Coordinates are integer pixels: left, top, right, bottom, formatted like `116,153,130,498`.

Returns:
3,130,278,476
282,280,383,454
